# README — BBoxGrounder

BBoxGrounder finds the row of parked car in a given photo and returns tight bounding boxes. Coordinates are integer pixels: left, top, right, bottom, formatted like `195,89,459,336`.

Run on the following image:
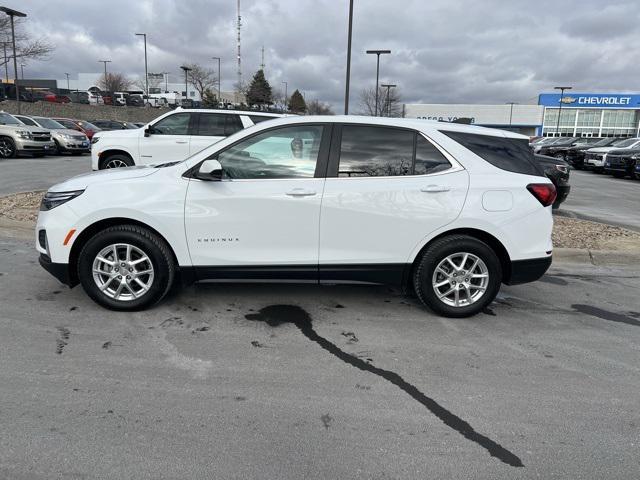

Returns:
530,136,640,180
0,111,146,158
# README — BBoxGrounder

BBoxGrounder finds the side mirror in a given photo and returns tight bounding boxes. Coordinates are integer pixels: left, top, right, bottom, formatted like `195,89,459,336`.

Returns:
195,159,223,181
144,126,153,137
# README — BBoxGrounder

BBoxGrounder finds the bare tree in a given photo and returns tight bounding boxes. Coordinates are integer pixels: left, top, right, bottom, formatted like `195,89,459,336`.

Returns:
99,72,132,92
358,86,402,117
132,74,163,93
182,63,218,100
306,100,334,115
0,17,54,66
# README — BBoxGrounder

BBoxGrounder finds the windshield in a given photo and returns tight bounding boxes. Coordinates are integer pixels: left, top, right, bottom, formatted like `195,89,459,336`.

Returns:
34,117,66,129
612,138,638,148
77,120,100,131
0,112,22,125
553,137,577,146
591,138,616,147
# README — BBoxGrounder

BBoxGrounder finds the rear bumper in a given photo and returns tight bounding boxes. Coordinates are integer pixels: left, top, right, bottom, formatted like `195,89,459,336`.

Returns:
39,254,73,286
505,256,552,285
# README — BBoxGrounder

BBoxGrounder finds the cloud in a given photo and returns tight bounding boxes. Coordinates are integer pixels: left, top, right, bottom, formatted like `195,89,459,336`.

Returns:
12,0,640,111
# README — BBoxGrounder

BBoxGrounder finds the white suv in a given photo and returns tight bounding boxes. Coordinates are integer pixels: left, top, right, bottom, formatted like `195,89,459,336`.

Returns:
91,108,284,170
37,116,555,317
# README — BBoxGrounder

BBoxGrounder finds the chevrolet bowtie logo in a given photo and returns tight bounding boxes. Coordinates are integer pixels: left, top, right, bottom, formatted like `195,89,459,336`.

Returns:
560,96,576,104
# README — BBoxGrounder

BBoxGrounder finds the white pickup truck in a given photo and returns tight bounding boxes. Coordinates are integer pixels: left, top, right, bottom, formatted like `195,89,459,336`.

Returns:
90,108,284,170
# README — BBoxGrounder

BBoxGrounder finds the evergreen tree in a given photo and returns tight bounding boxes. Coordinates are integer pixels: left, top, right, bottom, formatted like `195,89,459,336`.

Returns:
246,69,273,106
288,89,307,114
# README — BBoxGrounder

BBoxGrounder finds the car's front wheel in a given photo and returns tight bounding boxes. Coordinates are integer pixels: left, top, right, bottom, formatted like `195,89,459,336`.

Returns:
413,235,502,318
77,225,175,310
101,153,134,169
0,136,16,158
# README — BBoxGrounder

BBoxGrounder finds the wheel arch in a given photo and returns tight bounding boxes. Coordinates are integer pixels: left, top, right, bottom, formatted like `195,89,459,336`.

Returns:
98,149,135,169
404,228,512,291
67,217,181,287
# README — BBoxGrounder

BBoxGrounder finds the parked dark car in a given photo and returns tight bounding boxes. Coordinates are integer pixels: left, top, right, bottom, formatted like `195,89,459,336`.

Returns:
126,94,144,107
541,137,603,161
535,137,580,157
535,154,571,209
89,119,140,131
68,91,90,104
603,148,640,178
564,137,621,169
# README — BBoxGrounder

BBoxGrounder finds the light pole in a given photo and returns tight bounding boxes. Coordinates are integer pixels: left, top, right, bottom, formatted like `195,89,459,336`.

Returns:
2,42,9,82
506,102,517,126
282,81,288,111
0,7,27,114
381,83,396,117
344,0,354,114
98,60,111,89
366,49,391,116
64,72,70,92
135,33,148,99
180,65,191,105
162,72,169,92
554,86,572,137
20,63,24,79
212,56,221,103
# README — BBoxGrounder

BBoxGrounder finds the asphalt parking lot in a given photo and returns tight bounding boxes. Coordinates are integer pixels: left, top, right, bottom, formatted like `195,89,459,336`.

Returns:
1,155,639,478
1,235,639,478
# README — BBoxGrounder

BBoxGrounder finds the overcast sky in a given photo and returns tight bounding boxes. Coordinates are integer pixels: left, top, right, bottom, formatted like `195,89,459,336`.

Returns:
10,0,640,110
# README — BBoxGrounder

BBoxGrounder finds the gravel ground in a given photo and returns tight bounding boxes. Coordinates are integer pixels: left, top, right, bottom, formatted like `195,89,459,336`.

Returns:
1,191,639,251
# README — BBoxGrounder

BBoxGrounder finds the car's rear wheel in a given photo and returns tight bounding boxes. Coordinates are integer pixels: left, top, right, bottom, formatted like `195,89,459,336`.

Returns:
77,225,175,311
101,153,134,169
413,235,502,318
0,136,16,158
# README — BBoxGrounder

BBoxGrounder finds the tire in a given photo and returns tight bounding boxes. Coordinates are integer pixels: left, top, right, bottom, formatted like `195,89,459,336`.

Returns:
77,225,175,311
0,136,16,158
53,139,64,155
413,235,502,318
33,152,46,158
611,172,625,178
101,153,134,169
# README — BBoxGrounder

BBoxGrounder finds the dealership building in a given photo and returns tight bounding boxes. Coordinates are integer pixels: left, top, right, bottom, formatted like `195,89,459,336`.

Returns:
404,92,640,138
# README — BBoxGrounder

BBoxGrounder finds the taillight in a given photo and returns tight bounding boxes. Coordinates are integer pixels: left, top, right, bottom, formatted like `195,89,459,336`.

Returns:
527,183,557,207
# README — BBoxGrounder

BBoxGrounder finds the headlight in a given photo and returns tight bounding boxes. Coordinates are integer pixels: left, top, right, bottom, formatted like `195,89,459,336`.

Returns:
91,136,100,144
555,165,569,174
40,190,84,211
631,154,640,160
16,130,33,139
60,133,74,140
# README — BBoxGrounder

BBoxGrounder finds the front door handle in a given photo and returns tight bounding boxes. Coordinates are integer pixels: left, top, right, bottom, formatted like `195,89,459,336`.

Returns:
175,139,188,144
286,188,317,197
420,185,450,193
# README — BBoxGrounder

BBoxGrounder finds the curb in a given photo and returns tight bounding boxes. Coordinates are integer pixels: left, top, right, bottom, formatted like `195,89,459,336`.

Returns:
554,247,640,266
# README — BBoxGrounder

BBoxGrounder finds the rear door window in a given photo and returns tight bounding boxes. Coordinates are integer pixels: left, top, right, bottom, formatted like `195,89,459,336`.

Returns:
338,125,414,177
440,131,542,176
197,113,243,136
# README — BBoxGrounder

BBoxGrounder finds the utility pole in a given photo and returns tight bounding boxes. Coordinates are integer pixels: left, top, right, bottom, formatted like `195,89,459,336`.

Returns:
20,63,24,79
212,57,221,103
2,43,8,83
260,46,265,71
135,33,148,99
236,0,242,102
162,72,169,92
64,73,70,92
282,81,288,112
344,0,353,114
0,7,27,114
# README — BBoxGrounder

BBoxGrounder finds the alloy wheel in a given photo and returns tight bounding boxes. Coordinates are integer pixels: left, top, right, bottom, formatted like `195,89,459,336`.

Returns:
431,252,489,307
105,158,129,168
92,243,155,301
0,138,14,158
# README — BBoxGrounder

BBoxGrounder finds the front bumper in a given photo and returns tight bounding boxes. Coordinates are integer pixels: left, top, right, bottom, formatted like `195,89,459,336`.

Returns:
15,138,55,153
39,253,73,286
505,256,552,285
59,139,90,151
555,185,571,205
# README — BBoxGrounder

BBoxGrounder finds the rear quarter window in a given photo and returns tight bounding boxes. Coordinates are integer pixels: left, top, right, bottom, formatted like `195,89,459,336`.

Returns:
441,131,543,176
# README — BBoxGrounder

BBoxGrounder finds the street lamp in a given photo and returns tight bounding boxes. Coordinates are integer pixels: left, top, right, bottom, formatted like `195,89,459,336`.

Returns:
554,86,572,137
20,63,24,79
212,56,221,103
506,102,518,126
282,81,288,112
161,71,169,92
0,6,27,114
135,33,148,98
64,72,70,92
381,83,396,117
180,65,191,105
344,0,354,114
98,60,111,89
366,49,391,116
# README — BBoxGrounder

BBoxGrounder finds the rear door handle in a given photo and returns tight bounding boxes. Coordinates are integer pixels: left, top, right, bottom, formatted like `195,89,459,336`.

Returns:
175,139,188,144
286,188,317,197
420,185,450,193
